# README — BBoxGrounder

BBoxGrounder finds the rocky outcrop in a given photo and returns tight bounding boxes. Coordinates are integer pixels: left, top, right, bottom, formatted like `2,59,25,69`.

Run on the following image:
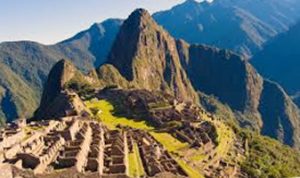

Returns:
259,80,300,149
177,41,264,128
0,19,122,123
34,59,88,119
38,59,77,110
176,40,300,148
97,9,300,148
97,64,129,89
103,9,198,102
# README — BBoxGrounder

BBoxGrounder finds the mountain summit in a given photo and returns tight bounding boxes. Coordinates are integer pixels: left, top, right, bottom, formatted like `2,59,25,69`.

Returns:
104,8,198,102
2,0,300,123
97,9,300,149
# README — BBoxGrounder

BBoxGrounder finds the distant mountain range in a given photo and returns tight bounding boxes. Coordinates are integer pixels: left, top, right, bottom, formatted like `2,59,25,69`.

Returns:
36,8,300,149
1,0,300,146
0,19,122,123
154,0,300,57
252,21,300,96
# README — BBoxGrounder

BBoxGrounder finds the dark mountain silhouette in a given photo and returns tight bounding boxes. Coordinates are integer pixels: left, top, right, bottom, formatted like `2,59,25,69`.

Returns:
153,0,300,57
252,22,300,95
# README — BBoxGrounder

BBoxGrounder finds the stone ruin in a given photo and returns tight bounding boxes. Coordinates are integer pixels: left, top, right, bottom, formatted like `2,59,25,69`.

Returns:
149,101,204,127
127,129,188,177
0,116,193,178
173,121,218,150
0,115,193,178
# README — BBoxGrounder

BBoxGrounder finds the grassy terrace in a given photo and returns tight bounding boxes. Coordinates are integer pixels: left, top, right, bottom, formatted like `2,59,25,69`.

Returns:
85,99,153,130
85,99,203,178
128,143,145,177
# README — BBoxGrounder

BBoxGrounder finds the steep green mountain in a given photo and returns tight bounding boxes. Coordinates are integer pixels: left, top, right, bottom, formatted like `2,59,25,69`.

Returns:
1,0,300,151
175,40,300,149
37,58,300,178
153,0,300,57
56,19,123,67
252,22,300,95
103,9,198,102
0,19,122,122
0,63,38,123
34,59,95,119
2,0,300,124
95,9,300,149
259,80,300,146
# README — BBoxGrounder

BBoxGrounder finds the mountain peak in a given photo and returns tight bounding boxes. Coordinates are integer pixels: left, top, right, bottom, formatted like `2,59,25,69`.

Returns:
104,8,198,102
183,0,199,5
37,59,76,112
180,0,210,8
131,8,150,17
126,8,153,27
106,8,160,81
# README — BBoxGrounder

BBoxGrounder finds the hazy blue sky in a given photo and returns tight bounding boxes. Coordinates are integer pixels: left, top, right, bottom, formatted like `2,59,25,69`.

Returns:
0,0,194,44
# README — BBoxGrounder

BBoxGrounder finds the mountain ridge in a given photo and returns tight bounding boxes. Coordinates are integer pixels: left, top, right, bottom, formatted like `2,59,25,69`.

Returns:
93,8,300,149
31,10,300,178
252,21,300,95
0,18,122,122
1,1,300,150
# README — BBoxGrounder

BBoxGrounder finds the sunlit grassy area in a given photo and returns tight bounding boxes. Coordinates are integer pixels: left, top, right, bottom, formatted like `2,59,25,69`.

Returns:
85,99,153,130
199,112,235,162
215,121,234,158
190,153,206,162
85,99,204,177
150,132,188,154
86,99,189,152
128,143,145,177
177,159,204,178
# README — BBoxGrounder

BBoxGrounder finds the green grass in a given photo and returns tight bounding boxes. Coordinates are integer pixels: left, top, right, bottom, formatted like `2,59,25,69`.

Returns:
85,99,204,177
150,132,188,154
215,121,234,157
176,159,204,178
85,99,153,130
86,99,188,151
128,143,145,177
240,131,300,178
190,153,206,162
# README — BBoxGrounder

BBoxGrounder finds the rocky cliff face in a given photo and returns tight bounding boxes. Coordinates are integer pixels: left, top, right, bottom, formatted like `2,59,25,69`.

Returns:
176,40,300,148
259,80,300,149
34,59,89,119
96,9,300,148
176,41,264,127
104,9,198,102
3,0,300,125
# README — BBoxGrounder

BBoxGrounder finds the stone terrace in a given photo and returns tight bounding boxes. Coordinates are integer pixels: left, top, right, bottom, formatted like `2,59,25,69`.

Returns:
0,115,194,178
127,128,188,177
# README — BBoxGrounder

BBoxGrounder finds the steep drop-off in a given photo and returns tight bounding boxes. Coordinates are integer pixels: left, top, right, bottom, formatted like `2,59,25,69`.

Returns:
97,9,300,149
104,9,198,102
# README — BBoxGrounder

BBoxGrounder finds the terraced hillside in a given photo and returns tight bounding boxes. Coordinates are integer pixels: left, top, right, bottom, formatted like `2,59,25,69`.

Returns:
1,82,300,178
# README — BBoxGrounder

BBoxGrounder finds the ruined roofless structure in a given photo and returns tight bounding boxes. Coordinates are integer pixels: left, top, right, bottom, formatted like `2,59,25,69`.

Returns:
0,116,190,178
